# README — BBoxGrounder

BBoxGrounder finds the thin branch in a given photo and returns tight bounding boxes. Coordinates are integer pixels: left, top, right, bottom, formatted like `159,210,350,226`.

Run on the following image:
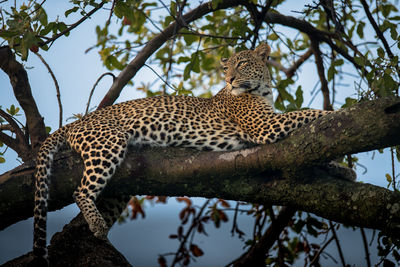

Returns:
171,199,210,267
0,131,19,153
359,0,394,59
310,38,332,111
266,48,313,79
0,124,14,132
106,0,116,26
34,52,63,128
360,227,371,267
178,31,244,40
391,147,397,191
144,63,177,92
308,235,335,266
85,72,116,115
229,207,296,267
0,109,29,151
39,1,106,47
260,11,365,74
28,0,47,15
329,221,346,267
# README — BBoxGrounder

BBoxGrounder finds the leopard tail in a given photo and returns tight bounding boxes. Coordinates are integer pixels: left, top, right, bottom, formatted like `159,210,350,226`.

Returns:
32,127,68,264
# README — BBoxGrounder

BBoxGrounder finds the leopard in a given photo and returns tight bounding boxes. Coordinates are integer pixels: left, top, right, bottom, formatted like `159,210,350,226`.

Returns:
32,43,331,264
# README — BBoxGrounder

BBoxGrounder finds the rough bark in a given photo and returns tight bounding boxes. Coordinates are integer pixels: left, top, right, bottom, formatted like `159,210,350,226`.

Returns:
1,96,400,232
3,213,131,267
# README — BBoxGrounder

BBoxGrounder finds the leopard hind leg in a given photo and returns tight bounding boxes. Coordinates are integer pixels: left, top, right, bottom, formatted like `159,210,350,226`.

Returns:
73,133,129,239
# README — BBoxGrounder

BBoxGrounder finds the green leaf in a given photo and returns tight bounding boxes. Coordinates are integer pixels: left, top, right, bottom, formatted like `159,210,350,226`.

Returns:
7,104,16,115
357,21,365,38
386,173,392,183
45,126,52,134
342,97,358,108
0,157,5,163
65,6,79,17
177,56,191,64
182,31,198,46
327,66,336,81
377,47,385,58
107,55,125,70
295,86,303,108
390,24,398,41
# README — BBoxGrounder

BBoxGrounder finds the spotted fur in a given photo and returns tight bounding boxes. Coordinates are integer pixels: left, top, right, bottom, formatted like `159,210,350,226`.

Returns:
32,44,331,263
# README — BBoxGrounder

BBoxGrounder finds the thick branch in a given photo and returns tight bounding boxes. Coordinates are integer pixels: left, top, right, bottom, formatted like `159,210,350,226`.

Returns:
1,97,400,232
0,46,47,155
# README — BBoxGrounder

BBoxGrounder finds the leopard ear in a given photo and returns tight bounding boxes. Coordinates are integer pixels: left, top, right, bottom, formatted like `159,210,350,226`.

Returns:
254,43,271,63
220,57,228,66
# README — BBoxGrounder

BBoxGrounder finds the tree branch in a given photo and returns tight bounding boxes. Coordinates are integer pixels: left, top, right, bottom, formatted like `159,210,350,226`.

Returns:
310,38,332,110
39,1,106,48
0,46,47,155
230,207,296,266
266,48,313,79
1,97,400,233
34,52,63,128
359,0,394,60
0,108,30,160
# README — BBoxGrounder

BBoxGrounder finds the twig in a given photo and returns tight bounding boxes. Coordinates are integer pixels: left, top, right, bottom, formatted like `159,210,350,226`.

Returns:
329,221,346,267
171,199,210,267
359,0,394,60
391,147,397,190
143,64,177,92
85,72,116,115
310,38,332,111
266,48,313,79
0,109,27,147
178,31,244,40
106,0,116,26
39,1,106,47
34,52,63,128
28,0,47,15
308,235,335,266
0,108,30,158
230,202,240,236
360,227,371,267
0,124,14,132
229,207,296,267
359,0,400,83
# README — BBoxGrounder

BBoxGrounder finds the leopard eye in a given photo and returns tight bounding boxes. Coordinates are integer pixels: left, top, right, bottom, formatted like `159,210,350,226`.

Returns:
237,60,248,68
223,66,229,72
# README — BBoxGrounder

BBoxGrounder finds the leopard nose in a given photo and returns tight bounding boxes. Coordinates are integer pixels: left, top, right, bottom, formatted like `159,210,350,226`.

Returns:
227,76,235,84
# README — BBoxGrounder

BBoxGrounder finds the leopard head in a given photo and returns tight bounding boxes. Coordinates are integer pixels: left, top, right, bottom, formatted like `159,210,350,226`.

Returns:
221,44,274,108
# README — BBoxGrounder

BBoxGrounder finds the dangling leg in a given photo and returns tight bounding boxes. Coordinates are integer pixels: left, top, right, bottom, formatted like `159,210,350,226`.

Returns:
73,134,129,239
